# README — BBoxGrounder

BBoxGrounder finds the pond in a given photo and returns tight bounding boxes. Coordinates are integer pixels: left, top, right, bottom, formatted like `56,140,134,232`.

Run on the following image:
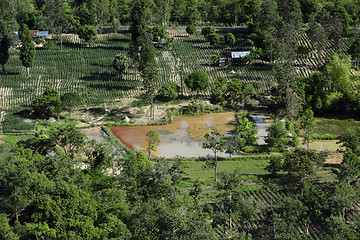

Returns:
110,112,270,158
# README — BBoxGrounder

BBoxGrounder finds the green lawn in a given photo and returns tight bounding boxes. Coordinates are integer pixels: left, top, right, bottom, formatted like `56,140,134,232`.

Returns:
1,135,33,146
182,159,269,183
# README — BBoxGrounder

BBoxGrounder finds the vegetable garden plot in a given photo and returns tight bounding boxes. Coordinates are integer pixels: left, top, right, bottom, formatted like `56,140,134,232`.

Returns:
0,31,356,110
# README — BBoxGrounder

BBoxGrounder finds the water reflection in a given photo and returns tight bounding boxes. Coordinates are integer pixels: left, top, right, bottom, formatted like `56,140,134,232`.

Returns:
110,112,269,158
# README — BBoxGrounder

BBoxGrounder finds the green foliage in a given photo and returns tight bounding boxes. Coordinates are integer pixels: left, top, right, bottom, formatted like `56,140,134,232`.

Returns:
300,108,314,149
184,71,209,94
201,26,215,39
224,32,235,45
61,92,81,116
265,119,288,151
150,25,168,41
227,79,255,108
235,110,258,147
339,149,360,183
146,129,160,160
338,127,360,155
19,23,35,74
210,76,227,104
77,24,97,44
283,148,326,179
113,53,130,75
32,88,63,118
203,127,225,181
0,21,10,75
48,122,86,158
207,33,220,45
265,157,283,176
186,24,196,35
159,82,179,100
323,53,351,93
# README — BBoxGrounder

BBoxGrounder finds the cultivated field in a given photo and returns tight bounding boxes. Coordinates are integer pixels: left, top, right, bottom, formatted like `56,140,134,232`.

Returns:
0,29,354,110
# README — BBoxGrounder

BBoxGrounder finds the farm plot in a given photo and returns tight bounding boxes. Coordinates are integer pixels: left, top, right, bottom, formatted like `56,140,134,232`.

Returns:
1,29,353,110
0,33,140,110
214,185,360,239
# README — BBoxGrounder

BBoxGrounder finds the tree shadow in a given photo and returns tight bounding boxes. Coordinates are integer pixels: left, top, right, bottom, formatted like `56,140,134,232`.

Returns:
107,37,130,43
2,71,20,76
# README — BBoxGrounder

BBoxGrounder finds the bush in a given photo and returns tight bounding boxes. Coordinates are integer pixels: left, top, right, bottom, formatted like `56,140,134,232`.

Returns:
113,54,130,75
207,33,220,45
186,25,196,35
201,26,215,38
210,76,227,104
184,72,209,93
159,82,179,100
224,33,235,45
151,25,168,41
32,88,62,118
77,24,97,43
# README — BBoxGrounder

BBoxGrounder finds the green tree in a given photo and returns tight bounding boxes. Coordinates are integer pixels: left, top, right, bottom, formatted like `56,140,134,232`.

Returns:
224,32,235,46
207,32,220,45
201,26,215,40
113,53,130,76
0,21,10,75
150,25,168,42
61,92,82,118
265,119,288,151
19,23,35,77
32,88,63,118
49,123,86,159
160,82,179,100
129,0,151,61
329,182,357,222
227,79,254,109
210,76,227,104
77,24,97,45
338,127,360,155
339,149,360,183
184,71,209,95
323,53,351,93
300,108,314,149
265,157,283,176
186,24,196,35
146,130,160,160
235,110,258,147
283,148,326,179
202,127,224,181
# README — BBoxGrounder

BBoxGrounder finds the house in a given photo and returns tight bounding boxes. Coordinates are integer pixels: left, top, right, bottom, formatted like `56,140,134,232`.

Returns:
231,51,251,65
231,51,251,59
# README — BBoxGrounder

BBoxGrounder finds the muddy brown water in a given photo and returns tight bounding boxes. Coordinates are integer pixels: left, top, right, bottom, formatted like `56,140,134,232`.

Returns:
110,112,271,158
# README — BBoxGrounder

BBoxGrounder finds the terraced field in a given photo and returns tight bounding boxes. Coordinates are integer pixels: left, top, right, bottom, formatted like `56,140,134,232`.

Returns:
0,29,354,110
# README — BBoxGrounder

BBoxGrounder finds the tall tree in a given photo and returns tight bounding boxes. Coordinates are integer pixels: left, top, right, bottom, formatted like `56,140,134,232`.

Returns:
202,127,224,181
45,0,70,51
19,23,35,77
300,108,314,149
0,21,10,75
145,130,160,160
129,0,152,61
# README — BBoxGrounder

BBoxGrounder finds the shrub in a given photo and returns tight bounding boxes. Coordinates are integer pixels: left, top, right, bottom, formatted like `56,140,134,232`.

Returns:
151,25,168,41
184,72,209,93
210,77,227,104
113,54,130,75
186,25,196,35
32,88,62,118
201,26,215,38
224,33,235,45
207,33,220,45
77,24,97,43
160,82,179,100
